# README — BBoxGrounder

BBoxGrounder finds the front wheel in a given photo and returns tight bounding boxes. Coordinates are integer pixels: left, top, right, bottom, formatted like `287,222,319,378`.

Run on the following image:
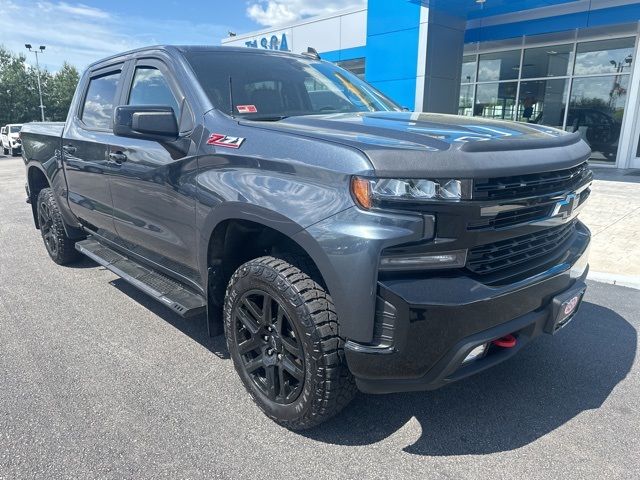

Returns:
224,256,356,430
2,147,8,155
37,188,81,265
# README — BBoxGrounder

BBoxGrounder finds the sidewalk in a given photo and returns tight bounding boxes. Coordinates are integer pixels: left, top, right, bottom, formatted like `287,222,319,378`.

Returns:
580,167,640,289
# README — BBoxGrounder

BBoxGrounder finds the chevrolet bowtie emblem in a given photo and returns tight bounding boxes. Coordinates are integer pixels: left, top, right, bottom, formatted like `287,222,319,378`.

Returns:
552,193,579,219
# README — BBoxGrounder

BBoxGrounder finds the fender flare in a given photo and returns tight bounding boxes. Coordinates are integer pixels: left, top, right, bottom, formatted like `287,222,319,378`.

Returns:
197,202,343,317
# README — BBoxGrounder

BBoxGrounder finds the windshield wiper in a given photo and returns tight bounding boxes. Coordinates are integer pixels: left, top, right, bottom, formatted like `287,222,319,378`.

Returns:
246,115,289,122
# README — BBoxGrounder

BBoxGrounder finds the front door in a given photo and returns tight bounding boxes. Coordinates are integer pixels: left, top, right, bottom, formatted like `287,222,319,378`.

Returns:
63,65,124,240
108,58,201,286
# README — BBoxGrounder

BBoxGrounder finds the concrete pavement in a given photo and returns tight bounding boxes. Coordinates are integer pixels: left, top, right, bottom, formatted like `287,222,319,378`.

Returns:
580,167,640,289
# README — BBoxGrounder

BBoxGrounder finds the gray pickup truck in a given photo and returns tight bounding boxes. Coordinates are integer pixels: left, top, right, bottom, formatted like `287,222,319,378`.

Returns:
21,45,592,430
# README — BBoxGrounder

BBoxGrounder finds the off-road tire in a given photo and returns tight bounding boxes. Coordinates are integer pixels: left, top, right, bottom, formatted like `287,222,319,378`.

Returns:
37,188,81,265
224,256,357,430
2,147,8,155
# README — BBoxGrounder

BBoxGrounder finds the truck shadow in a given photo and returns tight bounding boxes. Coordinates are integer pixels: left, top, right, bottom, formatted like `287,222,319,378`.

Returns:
64,256,101,269
109,278,229,359
302,301,636,455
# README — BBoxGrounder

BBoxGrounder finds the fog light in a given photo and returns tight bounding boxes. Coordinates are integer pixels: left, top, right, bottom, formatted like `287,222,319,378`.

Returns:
462,343,487,364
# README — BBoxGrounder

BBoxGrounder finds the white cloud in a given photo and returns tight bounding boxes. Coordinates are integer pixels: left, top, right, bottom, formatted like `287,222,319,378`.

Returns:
53,2,111,19
246,0,366,27
0,0,233,72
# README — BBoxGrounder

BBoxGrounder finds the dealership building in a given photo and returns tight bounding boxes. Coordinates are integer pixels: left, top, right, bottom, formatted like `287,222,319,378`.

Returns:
222,0,640,169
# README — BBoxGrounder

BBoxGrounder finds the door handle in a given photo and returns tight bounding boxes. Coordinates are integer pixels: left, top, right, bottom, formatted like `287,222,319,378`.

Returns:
109,152,127,164
62,144,76,154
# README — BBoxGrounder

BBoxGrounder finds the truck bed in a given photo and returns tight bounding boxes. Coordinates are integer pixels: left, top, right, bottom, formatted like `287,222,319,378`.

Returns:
21,122,65,165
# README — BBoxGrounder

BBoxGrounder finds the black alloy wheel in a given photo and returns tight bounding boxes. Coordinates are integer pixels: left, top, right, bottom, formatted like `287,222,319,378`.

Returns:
233,290,305,404
38,198,59,258
36,188,81,265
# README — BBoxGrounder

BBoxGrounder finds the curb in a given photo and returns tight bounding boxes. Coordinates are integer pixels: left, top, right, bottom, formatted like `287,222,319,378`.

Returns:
587,271,640,290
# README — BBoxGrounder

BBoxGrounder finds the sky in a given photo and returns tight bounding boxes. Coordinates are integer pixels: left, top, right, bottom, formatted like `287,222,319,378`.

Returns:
0,0,365,72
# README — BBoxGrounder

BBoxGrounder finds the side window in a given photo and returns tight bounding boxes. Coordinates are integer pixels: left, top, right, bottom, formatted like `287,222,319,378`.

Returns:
82,70,121,129
128,66,180,116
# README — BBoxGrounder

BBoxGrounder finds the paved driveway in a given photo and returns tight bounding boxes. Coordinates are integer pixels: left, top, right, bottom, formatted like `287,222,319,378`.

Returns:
1,156,639,479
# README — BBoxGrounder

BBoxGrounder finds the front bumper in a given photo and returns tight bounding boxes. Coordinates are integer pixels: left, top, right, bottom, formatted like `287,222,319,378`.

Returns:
345,221,590,394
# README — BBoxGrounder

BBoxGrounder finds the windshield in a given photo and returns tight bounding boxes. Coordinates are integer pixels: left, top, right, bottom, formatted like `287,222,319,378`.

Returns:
185,51,401,119
9,125,21,133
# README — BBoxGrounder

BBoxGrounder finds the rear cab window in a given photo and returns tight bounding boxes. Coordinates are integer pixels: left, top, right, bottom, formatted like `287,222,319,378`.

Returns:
81,70,122,130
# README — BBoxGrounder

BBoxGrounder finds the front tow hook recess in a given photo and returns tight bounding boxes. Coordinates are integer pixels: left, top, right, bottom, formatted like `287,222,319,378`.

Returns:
492,334,517,348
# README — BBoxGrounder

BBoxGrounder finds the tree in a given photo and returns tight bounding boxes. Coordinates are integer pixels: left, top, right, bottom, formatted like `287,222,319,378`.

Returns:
0,45,79,124
49,63,80,121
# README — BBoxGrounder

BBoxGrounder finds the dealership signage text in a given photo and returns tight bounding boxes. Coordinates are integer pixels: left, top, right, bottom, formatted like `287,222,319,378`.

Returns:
245,33,290,51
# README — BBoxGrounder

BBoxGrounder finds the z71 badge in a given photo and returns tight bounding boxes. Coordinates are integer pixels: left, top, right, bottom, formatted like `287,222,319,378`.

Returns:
206,133,245,149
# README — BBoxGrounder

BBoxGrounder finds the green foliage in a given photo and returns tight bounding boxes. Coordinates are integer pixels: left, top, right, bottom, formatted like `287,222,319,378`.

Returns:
0,45,80,125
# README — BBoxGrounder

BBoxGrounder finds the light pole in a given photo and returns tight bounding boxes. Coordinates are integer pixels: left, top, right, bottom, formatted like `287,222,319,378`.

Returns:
25,44,46,122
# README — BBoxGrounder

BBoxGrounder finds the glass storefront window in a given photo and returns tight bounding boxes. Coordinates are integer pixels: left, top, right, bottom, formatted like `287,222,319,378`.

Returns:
566,75,629,163
336,58,365,79
459,84,474,116
460,34,637,166
521,44,573,78
574,37,635,76
478,50,520,81
517,79,568,128
461,55,476,83
474,82,517,120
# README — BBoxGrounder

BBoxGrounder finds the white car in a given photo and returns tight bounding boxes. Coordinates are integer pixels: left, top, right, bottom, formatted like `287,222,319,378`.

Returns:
1,124,23,156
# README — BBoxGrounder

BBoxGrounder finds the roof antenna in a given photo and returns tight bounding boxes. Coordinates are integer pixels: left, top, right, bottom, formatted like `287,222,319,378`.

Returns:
301,47,321,60
228,76,235,118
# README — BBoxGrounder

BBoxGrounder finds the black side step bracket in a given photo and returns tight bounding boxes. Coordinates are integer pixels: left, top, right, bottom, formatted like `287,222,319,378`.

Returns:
75,238,206,318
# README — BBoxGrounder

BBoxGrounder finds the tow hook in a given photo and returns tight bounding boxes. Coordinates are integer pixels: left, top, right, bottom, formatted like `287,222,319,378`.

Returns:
492,334,517,348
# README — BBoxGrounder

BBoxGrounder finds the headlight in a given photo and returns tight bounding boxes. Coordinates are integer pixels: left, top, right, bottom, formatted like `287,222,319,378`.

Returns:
351,177,469,209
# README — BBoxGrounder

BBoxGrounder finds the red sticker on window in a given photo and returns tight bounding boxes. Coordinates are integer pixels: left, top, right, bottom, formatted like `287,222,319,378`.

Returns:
236,104,257,113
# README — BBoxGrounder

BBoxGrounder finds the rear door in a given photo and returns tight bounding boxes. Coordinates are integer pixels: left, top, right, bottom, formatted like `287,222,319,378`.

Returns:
62,64,125,239
107,57,200,286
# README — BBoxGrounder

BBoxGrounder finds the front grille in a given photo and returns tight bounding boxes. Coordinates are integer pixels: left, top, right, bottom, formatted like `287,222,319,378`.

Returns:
467,221,577,276
473,163,590,200
468,204,553,230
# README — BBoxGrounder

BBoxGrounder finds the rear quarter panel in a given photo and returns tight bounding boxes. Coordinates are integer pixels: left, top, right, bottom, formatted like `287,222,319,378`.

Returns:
21,122,77,227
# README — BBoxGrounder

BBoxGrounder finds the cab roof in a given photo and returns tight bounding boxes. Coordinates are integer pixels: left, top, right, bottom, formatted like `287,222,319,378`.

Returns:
87,45,315,70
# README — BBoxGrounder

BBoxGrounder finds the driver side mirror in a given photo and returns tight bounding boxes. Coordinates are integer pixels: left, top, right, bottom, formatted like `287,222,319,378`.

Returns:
113,105,179,142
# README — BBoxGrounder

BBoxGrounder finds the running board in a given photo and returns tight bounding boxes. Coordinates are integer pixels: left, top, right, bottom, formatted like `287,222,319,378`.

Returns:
75,238,206,318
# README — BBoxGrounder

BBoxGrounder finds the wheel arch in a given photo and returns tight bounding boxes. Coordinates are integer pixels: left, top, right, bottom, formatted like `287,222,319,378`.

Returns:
27,164,51,229
199,203,341,330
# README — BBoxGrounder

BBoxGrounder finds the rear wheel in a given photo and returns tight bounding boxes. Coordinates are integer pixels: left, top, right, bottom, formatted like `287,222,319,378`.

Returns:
37,188,81,265
224,256,356,430
3,147,8,155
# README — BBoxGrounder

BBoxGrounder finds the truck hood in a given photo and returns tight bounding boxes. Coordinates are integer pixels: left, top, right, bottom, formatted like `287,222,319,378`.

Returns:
241,112,591,178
